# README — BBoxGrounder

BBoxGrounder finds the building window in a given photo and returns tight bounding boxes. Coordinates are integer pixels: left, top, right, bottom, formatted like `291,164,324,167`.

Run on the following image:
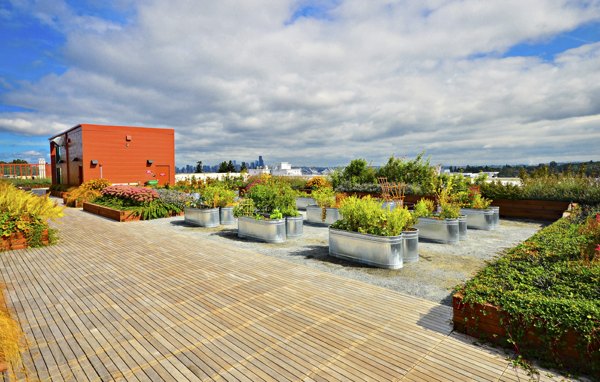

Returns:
56,167,62,184
55,145,62,163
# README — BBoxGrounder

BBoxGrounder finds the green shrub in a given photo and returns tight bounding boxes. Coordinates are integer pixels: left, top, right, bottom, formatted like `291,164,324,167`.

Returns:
198,185,236,208
456,207,600,375
377,153,438,195
244,180,298,217
413,199,434,218
332,196,414,236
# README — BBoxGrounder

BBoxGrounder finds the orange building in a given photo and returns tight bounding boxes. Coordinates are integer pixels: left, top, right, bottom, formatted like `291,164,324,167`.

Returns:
49,124,175,186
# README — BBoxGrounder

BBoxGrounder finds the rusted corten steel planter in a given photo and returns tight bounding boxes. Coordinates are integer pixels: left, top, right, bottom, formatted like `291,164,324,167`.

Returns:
83,202,141,222
453,293,600,378
0,230,49,251
490,199,570,221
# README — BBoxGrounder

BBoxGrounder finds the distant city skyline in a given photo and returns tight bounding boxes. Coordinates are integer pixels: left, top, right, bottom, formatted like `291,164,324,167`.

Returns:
1,1,600,165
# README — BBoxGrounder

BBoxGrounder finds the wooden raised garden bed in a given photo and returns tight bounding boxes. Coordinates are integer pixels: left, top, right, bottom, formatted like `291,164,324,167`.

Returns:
490,199,570,220
83,202,141,222
452,293,599,376
0,230,49,251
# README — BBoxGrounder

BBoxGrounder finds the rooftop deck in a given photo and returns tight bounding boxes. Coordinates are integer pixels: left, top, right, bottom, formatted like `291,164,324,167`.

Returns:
1,204,565,381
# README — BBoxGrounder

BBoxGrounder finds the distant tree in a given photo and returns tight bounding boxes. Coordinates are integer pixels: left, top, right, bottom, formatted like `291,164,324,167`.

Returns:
196,161,203,173
240,162,248,173
11,159,28,164
227,160,235,172
218,161,229,173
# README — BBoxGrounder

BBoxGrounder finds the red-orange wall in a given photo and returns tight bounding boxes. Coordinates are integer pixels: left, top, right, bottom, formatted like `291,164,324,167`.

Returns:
80,124,175,185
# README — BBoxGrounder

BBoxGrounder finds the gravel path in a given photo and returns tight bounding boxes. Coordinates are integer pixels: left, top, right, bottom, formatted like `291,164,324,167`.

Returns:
142,212,545,306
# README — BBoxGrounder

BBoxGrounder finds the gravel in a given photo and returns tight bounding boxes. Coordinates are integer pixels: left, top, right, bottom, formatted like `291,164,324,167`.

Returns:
145,212,546,306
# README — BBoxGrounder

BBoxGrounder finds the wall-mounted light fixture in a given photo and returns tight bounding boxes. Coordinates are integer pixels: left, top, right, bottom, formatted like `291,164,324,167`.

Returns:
146,159,154,165
90,160,98,166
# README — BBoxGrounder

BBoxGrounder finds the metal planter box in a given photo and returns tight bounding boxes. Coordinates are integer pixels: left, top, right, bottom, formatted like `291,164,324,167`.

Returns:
329,228,404,269
306,205,341,226
460,208,495,230
285,216,304,238
219,206,235,225
296,197,316,210
458,215,468,240
237,216,286,243
381,201,396,211
415,217,460,244
488,206,500,228
402,229,419,263
184,207,220,227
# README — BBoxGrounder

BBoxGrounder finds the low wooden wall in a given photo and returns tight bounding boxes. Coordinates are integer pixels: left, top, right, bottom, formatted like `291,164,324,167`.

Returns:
490,199,570,220
0,230,49,251
83,202,140,222
452,294,599,377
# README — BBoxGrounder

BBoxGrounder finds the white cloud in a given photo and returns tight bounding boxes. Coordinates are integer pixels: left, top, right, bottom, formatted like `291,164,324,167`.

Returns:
1,0,600,166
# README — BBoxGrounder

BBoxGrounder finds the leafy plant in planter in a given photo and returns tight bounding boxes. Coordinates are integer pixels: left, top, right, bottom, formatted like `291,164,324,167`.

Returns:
332,196,414,236
93,185,183,220
65,178,111,207
0,182,63,248
197,185,236,208
306,176,330,190
244,180,299,218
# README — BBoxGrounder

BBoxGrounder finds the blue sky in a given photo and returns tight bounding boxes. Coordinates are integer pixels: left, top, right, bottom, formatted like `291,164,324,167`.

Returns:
1,0,600,166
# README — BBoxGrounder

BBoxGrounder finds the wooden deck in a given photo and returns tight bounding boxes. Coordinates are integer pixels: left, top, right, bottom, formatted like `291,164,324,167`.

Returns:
0,204,563,381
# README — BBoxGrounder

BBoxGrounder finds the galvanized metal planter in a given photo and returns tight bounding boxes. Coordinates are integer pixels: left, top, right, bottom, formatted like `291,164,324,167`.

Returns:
237,216,286,243
414,217,460,244
458,215,468,240
305,205,341,226
402,229,419,263
295,197,316,210
285,216,303,238
488,206,500,228
381,201,396,211
219,206,235,225
329,228,403,269
184,207,220,227
460,208,495,230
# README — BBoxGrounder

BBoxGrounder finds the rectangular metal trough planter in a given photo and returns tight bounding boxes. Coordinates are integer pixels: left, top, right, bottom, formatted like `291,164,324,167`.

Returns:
219,206,235,225
402,229,419,263
238,216,286,243
488,206,500,228
184,207,220,227
295,197,316,210
329,228,404,269
460,208,495,230
285,216,303,238
305,205,341,226
414,217,460,244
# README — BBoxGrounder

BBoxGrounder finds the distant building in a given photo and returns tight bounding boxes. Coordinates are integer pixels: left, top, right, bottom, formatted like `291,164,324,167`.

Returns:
271,162,302,177
49,124,175,186
248,166,270,176
258,155,265,168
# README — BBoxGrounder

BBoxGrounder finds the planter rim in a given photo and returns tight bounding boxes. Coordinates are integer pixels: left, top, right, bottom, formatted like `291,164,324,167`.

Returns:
185,206,219,212
418,216,459,222
238,216,285,224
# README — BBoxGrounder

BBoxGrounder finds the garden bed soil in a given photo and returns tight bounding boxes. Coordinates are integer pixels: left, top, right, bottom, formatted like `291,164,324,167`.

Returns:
452,293,599,377
0,230,49,251
83,202,141,222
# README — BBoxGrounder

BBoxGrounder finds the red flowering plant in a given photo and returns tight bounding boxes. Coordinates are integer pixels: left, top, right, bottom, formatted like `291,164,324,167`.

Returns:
93,185,181,219
101,185,159,203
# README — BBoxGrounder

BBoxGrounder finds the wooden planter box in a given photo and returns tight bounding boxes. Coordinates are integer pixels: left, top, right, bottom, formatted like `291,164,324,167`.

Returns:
453,293,600,377
0,230,49,251
490,199,570,221
83,202,141,222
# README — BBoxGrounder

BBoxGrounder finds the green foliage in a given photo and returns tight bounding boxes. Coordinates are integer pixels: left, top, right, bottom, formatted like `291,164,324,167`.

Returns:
198,185,236,208
331,159,377,192
64,179,110,207
0,182,63,248
244,179,298,217
332,196,414,236
5,178,52,188
413,199,434,218
269,209,283,220
233,199,255,218
377,153,438,195
456,208,600,375
439,203,461,219
471,193,492,209
312,187,336,208
481,174,600,204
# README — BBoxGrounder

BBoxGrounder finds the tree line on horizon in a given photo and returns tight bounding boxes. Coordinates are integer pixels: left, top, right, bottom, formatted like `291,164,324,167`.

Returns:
449,160,600,177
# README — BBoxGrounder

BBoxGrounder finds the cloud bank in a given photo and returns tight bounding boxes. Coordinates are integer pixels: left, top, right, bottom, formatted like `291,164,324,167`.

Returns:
1,0,600,166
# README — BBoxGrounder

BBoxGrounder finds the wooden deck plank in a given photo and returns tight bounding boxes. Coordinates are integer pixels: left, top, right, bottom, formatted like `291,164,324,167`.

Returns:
0,204,571,381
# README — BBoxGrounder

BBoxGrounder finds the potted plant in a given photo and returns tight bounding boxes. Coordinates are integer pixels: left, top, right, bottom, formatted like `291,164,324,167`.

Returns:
413,199,461,244
234,199,287,243
460,189,496,231
329,196,418,268
184,185,221,227
306,187,341,225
